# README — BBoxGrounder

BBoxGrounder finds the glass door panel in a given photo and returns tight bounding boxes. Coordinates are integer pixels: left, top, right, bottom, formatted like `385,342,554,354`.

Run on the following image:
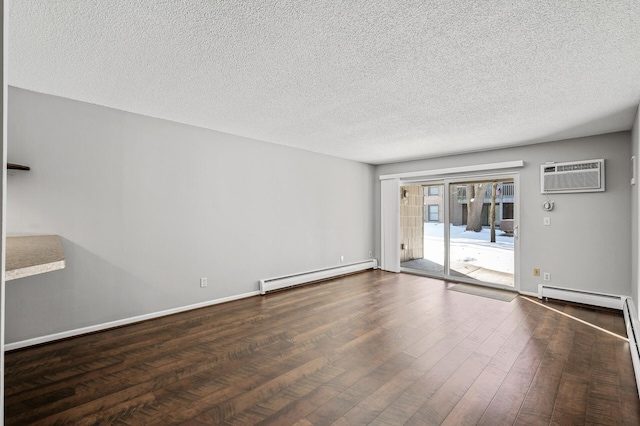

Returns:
448,180,515,286
400,184,446,274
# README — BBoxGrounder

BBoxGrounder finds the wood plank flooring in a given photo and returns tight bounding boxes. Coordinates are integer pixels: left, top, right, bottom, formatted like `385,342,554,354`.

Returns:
4,271,640,425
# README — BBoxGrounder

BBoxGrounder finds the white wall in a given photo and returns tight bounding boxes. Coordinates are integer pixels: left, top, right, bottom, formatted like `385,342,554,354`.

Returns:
5,87,375,344
632,104,639,318
376,133,632,296
1,0,6,416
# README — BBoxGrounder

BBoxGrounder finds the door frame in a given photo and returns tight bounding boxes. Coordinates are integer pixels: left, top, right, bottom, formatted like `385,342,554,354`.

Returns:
381,167,521,291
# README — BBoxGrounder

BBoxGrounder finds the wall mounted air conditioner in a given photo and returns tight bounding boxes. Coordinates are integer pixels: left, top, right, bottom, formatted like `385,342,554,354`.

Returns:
540,159,605,194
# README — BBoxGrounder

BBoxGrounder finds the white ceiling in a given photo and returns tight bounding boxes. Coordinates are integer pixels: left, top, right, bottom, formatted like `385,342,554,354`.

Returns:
9,1,640,165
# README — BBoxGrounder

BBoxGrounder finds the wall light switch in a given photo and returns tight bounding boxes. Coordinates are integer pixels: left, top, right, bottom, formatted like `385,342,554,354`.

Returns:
543,217,551,226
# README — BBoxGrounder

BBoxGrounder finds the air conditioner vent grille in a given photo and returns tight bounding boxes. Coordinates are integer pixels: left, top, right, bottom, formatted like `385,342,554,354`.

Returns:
556,162,599,172
540,159,604,193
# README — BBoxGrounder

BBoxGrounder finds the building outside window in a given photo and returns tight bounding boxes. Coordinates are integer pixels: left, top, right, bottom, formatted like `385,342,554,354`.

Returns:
428,205,439,222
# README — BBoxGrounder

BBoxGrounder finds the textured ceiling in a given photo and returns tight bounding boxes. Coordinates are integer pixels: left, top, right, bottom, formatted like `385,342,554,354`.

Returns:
9,1,640,164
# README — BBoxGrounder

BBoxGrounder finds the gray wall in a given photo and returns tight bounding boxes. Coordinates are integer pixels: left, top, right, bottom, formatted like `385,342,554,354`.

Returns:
375,133,632,296
632,105,639,317
5,87,375,343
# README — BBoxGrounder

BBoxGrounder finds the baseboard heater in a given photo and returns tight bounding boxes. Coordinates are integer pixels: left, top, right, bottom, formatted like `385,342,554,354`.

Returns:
623,298,640,397
538,284,624,310
259,259,378,295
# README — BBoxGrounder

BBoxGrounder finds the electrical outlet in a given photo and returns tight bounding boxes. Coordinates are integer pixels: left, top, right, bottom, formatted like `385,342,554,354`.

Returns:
369,251,372,258
340,255,344,262
543,272,551,281
533,268,540,277
200,277,208,288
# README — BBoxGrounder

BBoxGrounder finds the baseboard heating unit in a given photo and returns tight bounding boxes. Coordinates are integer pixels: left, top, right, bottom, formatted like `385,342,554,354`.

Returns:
538,284,624,310
622,298,640,397
259,259,378,295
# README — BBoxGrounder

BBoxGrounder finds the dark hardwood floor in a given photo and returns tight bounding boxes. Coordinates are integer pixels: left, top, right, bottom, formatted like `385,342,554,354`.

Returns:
4,271,640,425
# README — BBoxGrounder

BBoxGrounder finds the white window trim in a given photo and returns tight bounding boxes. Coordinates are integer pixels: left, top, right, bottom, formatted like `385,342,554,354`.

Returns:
379,160,524,181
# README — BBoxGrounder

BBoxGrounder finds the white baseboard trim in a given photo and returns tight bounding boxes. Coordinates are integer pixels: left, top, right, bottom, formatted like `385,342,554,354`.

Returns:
623,298,640,398
537,285,624,310
5,290,261,351
259,259,378,295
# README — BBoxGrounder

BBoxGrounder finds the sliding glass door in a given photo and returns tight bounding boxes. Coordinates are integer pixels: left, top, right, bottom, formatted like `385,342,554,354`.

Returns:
448,179,515,286
400,175,517,288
